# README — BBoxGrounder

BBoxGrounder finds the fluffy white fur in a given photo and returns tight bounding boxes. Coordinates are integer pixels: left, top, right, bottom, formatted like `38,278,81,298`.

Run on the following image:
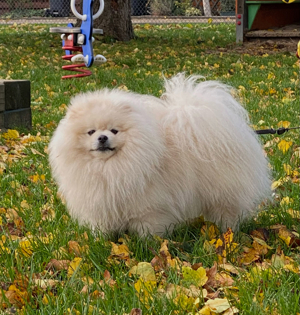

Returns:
49,73,271,236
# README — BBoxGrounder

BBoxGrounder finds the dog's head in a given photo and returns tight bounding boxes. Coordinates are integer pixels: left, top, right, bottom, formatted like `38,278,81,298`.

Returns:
59,89,164,162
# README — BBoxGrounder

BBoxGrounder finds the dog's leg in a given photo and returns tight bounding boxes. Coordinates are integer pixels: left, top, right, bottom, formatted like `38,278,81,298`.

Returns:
128,211,179,237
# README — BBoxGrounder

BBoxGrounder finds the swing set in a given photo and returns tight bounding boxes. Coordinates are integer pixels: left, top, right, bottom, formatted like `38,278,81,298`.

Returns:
50,0,107,79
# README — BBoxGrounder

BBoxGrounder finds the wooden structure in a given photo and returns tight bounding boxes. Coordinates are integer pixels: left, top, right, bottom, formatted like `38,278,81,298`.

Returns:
236,0,300,42
0,80,32,129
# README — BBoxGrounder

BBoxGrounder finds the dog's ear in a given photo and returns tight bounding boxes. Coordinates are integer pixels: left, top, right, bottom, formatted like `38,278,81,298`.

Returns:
65,94,88,120
65,105,85,120
118,103,133,114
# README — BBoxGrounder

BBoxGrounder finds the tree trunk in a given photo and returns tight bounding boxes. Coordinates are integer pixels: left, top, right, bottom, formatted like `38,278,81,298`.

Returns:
202,0,212,16
92,0,135,41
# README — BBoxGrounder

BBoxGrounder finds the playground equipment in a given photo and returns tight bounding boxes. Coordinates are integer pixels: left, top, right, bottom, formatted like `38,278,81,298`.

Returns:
50,0,107,79
236,0,300,42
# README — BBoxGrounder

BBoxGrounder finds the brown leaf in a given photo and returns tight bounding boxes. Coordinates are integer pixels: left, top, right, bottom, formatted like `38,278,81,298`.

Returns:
252,240,269,255
34,279,58,290
250,228,269,241
80,284,89,294
206,290,220,300
130,308,142,315
215,272,235,286
68,241,83,256
0,222,24,237
90,290,105,300
46,259,70,271
99,270,117,288
191,262,203,270
278,228,300,248
219,263,242,275
204,262,218,292
238,247,260,265
5,284,28,308
150,240,180,271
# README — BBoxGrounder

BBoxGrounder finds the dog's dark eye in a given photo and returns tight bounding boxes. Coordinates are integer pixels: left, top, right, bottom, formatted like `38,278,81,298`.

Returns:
88,130,96,136
111,129,118,135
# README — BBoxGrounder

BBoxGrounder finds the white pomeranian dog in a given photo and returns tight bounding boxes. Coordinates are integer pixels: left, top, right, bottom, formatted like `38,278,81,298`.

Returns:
49,73,271,236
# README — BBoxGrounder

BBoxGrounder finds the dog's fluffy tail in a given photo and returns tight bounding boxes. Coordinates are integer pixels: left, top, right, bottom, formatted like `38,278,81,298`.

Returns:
162,72,249,123
160,73,271,224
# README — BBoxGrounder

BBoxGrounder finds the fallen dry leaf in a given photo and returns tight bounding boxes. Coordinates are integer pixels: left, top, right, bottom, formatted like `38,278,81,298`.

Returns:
205,297,232,313
129,262,156,282
129,308,142,315
99,270,117,288
204,262,218,292
182,266,208,287
46,259,70,271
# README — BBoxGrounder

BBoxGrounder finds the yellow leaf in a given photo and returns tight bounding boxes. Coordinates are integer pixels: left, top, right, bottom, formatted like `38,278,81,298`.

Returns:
283,164,292,175
223,306,239,315
134,278,156,294
198,305,214,314
223,228,234,245
280,196,292,206
286,209,300,219
81,276,94,285
42,294,49,305
207,18,213,24
201,224,219,240
67,257,82,277
277,228,292,246
0,236,10,253
2,129,19,140
278,140,293,153
277,121,291,128
271,180,282,190
215,238,223,248
134,278,156,307
284,263,300,274
182,266,208,287
59,103,68,112
20,200,30,210
174,294,195,311
18,238,34,257
31,148,45,157
129,262,156,282
110,242,130,258
205,298,231,313
118,84,128,91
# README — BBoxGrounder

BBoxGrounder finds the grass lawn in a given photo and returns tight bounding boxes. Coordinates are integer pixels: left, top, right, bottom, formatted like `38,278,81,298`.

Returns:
0,22,299,314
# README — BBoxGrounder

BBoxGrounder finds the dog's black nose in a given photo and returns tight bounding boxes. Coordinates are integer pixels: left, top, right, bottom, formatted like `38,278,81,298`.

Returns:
98,135,108,143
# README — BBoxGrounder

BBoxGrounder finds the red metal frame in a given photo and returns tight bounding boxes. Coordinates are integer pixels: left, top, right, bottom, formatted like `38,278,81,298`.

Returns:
61,34,92,79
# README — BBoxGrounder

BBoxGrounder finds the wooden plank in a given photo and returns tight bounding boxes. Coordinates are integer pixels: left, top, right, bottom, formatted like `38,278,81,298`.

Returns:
0,80,31,111
0,80,31,129
2,108,32,129
0,83,4,112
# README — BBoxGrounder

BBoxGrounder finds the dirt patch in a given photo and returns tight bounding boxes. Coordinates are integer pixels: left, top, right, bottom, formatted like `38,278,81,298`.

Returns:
206,39,299,56
227,38,299,55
